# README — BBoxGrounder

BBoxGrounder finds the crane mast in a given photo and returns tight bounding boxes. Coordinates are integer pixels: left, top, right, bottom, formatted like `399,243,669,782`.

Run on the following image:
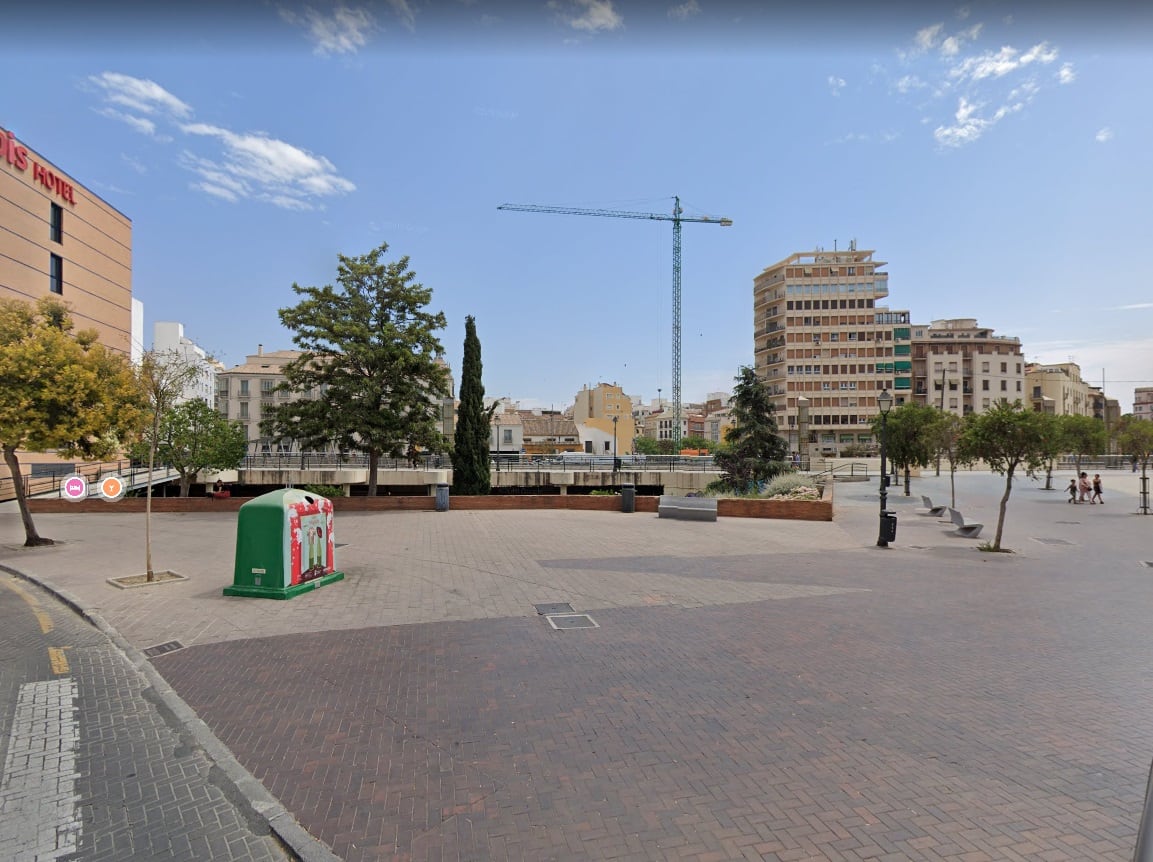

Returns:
497,197,732,449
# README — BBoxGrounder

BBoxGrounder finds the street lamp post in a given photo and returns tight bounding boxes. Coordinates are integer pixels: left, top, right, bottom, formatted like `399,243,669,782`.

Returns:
494,419,501,473
612,414,619,473
876,389,893,548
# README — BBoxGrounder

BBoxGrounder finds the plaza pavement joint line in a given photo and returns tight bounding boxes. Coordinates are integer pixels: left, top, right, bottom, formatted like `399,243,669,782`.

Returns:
0,561,340,862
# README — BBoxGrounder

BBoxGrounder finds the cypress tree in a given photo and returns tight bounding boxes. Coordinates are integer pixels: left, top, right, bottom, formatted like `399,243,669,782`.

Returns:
452,316,491,494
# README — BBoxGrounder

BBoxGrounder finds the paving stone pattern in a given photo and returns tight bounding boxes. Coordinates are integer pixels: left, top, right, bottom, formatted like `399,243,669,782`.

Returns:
156,540,1153,861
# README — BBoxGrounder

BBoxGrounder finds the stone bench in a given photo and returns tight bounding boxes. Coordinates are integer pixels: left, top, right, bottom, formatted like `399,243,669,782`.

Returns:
948,507,983,538
919,495,947,517
658,495,718,522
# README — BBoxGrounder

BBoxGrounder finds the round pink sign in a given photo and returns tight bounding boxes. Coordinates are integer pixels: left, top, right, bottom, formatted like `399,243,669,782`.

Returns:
61,475,88,501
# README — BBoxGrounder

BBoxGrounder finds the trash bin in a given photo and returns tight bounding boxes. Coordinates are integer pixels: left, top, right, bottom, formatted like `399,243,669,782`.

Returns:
621,483,636,514
435,482,450,512
880,510,897,544
224,488,345,599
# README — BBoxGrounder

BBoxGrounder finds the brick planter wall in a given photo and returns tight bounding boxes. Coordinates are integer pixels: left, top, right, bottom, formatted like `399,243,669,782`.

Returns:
28,494,830,520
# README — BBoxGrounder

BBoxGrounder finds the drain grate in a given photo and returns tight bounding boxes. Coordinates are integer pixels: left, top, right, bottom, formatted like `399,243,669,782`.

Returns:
1055,521,1081,525
534,602,574,615
546,614,598,630
142,640,184,658
1032,537,1074,545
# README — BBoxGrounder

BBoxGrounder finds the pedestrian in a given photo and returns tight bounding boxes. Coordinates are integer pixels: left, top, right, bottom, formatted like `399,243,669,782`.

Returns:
1067,478,1078,503
1078,471,1092,503
1091,473,1104,504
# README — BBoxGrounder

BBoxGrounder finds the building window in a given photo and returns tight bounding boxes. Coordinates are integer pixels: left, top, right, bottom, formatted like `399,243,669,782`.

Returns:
50,203,63,244
49,254,63,294
239,379,250,396
982,380,989,391
1001,380,1007,391
1000,362,1007,373
261,379,275,394
239,402,249,419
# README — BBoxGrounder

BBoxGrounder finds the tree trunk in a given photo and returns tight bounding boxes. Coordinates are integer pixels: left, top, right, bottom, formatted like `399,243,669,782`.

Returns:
993,468,1015,551
1044,458,1054,490
903,466,911,496
3,445,52,547
146,417,158,581
367,449,379,496
179,472,191,497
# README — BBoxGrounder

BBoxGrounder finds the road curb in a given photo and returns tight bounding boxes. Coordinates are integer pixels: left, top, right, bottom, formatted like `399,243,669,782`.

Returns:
0,562,342,862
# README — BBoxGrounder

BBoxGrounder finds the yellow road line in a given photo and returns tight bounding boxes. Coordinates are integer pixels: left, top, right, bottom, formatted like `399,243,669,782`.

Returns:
48,647,70,675
0,576,54,633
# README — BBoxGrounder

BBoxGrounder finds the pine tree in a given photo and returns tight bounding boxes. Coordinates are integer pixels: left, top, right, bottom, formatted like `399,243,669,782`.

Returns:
452,316,491,495
713,366,789,493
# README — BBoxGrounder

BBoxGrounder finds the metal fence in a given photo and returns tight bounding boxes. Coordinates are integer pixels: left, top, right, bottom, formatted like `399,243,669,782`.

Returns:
239,452,723,473
0,460,178,502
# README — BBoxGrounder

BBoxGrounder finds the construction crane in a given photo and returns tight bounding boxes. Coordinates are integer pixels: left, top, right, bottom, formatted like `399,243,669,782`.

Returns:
497,197,732,449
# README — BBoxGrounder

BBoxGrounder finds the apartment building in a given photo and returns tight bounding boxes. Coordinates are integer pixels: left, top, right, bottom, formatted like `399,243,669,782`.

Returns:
153,321,216,406
0,120,132,354
753,244,911,456
215,347,303,453
910,319,1024,416
1135,388,1153,421
572,383,636,454
1025,362,1096,417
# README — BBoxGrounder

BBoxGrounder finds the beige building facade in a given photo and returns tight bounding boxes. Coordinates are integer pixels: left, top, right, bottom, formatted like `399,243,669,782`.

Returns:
1134,388,1153,421
910,319,1025,416
0,121,132,354
753,245,911,456
1025,362,1095,416
572,383,636,454
216,347,305,453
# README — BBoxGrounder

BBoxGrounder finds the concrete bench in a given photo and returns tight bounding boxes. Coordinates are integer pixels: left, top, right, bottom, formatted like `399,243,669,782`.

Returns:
948,507,983,538
919,495,947,517
658,495,718,522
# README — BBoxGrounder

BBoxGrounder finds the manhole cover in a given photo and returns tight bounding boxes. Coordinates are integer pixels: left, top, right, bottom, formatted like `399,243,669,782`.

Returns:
546,614,598,630
534,602,573,615
1032,537,1074,545
143,640,184,658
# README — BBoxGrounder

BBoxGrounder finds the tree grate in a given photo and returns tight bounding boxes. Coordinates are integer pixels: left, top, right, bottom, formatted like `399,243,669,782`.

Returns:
546,614,598,630
142,641,184,658
1032,537,1074,545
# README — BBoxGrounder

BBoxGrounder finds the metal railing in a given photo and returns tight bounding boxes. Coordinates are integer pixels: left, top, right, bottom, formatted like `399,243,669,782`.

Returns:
239,452,723,473
0,460,180,502
812,461,870,480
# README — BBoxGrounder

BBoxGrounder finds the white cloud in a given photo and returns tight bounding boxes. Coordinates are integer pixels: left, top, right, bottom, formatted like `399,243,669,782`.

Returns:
1113,302,1152,310
385,0,415,30
180,123,356,208
279,4,376,55
914,23,944,53
97,108,157,137
558,0,623,33
948,41,1058,84
828,75,846,96
1058,63,1076,84
934,96,990,147
895,74,926,94
89,72,192,118
1096,127,1114,143
668,0,699,20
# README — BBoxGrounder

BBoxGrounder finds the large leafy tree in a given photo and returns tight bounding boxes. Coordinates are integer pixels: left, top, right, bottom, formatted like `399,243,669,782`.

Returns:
452,316,491,495
265,243,449,496
0,298,146,546
870,403,943,496
137,400,247,497
958,401,1050,551
713,366,789,493
1058,414,1107,474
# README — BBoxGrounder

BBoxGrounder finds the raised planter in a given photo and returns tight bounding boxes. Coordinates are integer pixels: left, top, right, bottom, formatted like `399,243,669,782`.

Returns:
28,494,831,521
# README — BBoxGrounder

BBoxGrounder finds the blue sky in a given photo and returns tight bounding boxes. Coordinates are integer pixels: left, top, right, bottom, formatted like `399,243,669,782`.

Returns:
4,1,1152,411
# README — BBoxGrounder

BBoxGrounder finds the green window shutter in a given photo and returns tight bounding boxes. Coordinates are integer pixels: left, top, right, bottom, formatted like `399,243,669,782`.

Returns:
894,377,912,389
893,344,911,356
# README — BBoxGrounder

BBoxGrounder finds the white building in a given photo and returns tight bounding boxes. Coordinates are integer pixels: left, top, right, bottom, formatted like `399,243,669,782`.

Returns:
153,321,215,406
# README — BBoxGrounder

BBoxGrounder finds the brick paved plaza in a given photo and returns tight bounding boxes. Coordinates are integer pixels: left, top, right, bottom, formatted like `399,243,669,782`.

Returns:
4,470,1153,860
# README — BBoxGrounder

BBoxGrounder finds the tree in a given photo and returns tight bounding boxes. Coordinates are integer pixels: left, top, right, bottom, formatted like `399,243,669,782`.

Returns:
141,400,247,497
0,298,146,546
958,401,1050,551
633,436,662,455
1034,412,1066,491
452,316,490,495
679,435,713,453
1058,414,1107,474
712,366,789,493
1115,415,1153,511
264,243,450,496
930,411,968,508
870,403,942,496
139,350,202,578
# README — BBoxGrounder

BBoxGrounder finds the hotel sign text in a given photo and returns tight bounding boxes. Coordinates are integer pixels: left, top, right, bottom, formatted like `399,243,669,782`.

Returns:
1,124,77,205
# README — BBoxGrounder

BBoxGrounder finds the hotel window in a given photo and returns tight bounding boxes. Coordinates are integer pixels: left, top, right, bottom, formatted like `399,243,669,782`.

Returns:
49,254,63,294
50,203,63,243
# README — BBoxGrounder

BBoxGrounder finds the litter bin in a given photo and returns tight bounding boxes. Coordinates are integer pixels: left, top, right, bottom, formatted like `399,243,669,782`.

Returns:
435,482,450,512
224,488,345,599
880,510,897,544
621,483,636,514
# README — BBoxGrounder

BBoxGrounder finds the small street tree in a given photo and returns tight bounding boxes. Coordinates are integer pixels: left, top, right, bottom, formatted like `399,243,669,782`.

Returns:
265,243,450,496
142,400,247,497
1058,414,1107,475
452,315,491,495
931,411,967,508
1035,411,1066,491
139,350,202,578
0,298,146,546
712,366,789,494
870,402,942,496
958,401,1050,551
1115,415,1153,513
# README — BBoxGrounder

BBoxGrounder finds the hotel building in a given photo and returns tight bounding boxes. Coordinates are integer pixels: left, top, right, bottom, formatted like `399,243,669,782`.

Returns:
0,121,132,354
753,245,910,457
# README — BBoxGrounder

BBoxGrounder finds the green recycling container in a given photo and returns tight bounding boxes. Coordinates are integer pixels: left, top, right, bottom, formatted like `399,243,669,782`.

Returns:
224,488,345,599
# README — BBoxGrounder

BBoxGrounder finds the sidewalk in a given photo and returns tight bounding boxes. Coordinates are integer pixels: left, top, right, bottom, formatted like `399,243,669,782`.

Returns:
3,469,1153,860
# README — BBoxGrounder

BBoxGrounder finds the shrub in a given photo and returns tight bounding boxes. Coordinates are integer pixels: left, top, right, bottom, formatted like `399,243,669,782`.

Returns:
301,483,346,498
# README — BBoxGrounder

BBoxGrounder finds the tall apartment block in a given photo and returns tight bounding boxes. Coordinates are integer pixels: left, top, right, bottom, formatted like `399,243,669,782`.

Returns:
753,245,910,457
910,319,1024,416
1134,388,1153,421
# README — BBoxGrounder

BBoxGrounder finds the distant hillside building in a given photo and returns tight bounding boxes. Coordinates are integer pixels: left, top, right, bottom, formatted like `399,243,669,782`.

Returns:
910,319,1024,416
752,244,911,457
